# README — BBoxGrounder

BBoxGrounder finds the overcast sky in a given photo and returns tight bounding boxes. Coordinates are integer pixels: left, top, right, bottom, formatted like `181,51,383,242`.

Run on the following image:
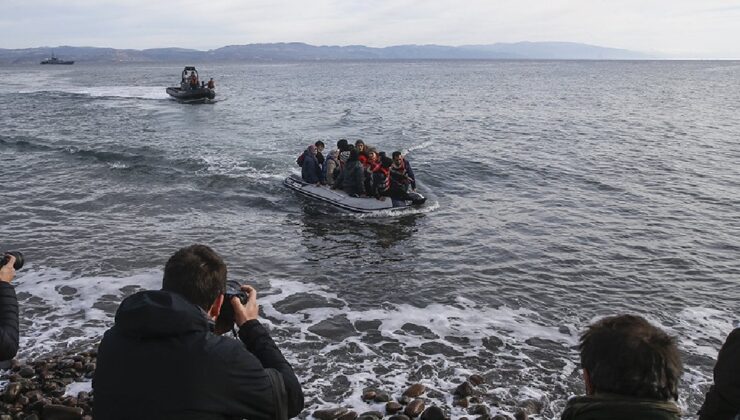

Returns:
4,0,740,58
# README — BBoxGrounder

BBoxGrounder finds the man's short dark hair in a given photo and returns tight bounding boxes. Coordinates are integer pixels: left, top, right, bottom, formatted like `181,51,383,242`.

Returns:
580,314,682,401
392,151,402,159
162,245,227,311
315,140,325,148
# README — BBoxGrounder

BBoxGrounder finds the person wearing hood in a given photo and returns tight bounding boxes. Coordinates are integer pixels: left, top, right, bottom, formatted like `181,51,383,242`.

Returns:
323,149,340,186
699,327,740,420
561,314,682,420
332,148,365,197
300,144,323,185
93,244,304,420
0,254,19,368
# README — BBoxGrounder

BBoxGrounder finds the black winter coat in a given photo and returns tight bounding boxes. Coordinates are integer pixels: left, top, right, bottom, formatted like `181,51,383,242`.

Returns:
334,160,365,196
699,328,740,420
93,290,304,420
0,282,19,364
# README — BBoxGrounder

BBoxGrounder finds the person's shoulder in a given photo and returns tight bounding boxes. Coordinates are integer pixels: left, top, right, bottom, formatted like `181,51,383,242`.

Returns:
204,333,259,366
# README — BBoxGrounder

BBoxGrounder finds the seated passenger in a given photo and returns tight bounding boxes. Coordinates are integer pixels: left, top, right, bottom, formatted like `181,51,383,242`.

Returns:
323,150,340,186
363,147,379,192
300,145,323,185
332,149,365,197
561,314,682,420
370,156,393,200
355,140,368,165
314,141,325,168
699,327,740,420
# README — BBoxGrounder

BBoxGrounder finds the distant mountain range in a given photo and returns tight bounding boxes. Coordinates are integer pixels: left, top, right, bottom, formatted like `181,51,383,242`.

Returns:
0,42,653,64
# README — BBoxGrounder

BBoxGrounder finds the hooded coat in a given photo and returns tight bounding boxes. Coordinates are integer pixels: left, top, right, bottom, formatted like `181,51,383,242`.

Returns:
0,282,19,366
699,328,740,420
93,290,304,420
301,148,323,184
561,393,681,420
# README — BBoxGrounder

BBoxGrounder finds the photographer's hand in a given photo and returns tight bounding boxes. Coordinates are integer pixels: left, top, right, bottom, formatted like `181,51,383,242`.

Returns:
0,255,16,283
231,285,259,327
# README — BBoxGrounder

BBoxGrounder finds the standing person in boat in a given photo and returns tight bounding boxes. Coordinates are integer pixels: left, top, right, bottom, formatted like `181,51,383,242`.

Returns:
300,144,323,185
332,148,365,197
355,140,369,165
323,149,340,186
388,151,416,202
363,147,380,193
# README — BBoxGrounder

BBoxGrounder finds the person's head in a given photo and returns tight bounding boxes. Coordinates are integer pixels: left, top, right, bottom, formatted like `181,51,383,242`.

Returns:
308,144,317,155
314,141,325,153
355,140,365,151
392,151,403,165
380,156,393,168
368,149,378,162
162,245,227,313
579,314,682,401
348,148,359,162
337,139,349,151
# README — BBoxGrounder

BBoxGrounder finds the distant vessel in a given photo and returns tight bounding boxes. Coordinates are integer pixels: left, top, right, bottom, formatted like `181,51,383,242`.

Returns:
40,52,74,65
166,66,215,103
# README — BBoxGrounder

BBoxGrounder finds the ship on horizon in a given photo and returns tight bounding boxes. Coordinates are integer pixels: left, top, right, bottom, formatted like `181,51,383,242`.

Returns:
41,51,74,65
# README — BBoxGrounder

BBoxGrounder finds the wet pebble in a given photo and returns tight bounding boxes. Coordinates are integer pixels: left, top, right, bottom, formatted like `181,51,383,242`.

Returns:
358,411,383,420
43,404,84,419
402,383,426,398
373,392,391,403
453,381,475,398
468,405,490,416
389,415,411,420
337,410,358,420
314,407,351,420
386,401,403,414
514,409,528,420
404,399,425,418
419,406,446,420
468,374,485,386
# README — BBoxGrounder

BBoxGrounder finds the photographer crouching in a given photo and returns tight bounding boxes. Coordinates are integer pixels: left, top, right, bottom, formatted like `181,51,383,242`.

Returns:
93,244,304,420
0,252,23,368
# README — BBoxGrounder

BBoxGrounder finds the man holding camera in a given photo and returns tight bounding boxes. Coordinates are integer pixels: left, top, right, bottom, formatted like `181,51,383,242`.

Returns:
0,253,20,367
93,244,304,420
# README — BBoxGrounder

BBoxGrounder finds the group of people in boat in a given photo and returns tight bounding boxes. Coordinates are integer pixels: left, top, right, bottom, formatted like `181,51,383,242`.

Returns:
297,139,417,202
182,71,215,90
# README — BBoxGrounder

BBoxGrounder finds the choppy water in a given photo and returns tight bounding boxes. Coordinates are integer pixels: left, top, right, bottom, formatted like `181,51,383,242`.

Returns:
1,60,739,419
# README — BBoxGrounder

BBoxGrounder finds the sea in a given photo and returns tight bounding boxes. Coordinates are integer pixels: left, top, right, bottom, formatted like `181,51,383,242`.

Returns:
0,60,738,419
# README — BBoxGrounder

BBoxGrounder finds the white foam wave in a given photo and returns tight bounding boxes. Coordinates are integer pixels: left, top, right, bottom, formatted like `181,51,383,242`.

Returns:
18,86,169,100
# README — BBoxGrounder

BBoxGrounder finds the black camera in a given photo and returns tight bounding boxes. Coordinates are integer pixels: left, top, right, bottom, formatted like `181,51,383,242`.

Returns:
215,280,248,334
1,251,24,270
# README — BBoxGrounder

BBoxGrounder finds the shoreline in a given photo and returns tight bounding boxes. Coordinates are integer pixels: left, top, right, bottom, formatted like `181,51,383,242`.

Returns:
1,347,545,420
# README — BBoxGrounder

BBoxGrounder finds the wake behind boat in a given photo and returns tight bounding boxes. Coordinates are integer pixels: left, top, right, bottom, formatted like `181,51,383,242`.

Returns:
166,66,215,103
284,174,425,213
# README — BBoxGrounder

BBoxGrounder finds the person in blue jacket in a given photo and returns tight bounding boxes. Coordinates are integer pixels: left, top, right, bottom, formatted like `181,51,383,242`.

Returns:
300,144,323,185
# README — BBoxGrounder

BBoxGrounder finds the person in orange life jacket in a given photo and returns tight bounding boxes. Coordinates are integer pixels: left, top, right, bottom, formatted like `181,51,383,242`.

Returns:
362,147,379,193
332,148,365,197
207,78,215,89
0,254,20,368
300,145,323,185
189,72,198,89
370,156,393,200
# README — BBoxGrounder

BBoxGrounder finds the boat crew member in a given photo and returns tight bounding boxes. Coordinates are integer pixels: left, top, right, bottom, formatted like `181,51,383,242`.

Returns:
207,78,215,89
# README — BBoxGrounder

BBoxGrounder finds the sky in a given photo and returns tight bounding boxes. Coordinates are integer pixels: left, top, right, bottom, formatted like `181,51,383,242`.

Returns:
4,0,740,58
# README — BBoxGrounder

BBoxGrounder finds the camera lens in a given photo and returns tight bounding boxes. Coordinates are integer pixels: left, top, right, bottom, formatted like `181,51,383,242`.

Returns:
2,251,24,270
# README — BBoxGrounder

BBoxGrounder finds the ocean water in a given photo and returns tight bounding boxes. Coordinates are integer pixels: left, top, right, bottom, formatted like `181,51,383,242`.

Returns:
1,60,739,418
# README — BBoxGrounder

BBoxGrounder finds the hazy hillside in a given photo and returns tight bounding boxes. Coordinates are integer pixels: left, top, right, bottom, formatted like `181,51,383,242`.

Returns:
0,42,652,64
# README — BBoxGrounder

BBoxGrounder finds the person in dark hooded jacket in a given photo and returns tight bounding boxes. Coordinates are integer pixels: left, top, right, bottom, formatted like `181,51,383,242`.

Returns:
332,148,365,197
699,328,740,420
93,244,304,420
0,254,19,368
300,144,323,184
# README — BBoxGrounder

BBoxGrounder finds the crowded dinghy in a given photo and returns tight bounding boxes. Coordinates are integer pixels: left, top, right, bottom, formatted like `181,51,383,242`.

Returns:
284,138,426,213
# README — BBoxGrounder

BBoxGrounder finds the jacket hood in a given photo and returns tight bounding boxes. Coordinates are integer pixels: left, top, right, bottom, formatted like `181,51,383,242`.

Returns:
114,290,210,338
562,393,681,420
